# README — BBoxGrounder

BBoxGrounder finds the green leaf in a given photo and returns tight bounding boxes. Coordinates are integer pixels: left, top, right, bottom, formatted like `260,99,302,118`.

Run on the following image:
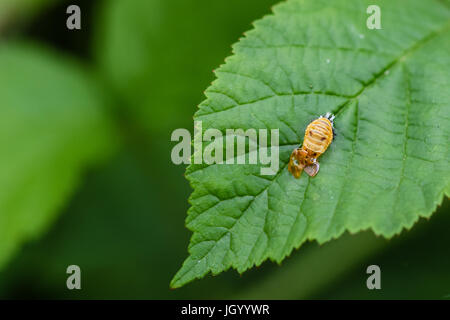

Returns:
171,0,450,288
0,43,117,270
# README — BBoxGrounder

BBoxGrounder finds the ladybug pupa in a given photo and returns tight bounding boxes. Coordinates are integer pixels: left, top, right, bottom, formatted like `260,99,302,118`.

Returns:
288,112,335,179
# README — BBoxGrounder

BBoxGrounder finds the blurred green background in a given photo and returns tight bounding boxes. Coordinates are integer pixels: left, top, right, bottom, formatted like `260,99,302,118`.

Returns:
0,0,448,299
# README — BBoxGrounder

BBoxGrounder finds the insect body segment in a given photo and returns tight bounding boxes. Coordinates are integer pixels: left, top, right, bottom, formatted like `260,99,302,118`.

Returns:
288,112,335,179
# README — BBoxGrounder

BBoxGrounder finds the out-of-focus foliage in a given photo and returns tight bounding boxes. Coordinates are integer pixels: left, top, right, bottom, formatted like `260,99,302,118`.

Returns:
0,0,448,299
95,0,281,135
0,0,54,32
0,42,116,271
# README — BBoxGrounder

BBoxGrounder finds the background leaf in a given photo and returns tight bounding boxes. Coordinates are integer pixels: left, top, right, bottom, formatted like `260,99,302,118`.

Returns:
95,0,279,136
172,0,450,288
0,42,117,269
0,0,55,33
